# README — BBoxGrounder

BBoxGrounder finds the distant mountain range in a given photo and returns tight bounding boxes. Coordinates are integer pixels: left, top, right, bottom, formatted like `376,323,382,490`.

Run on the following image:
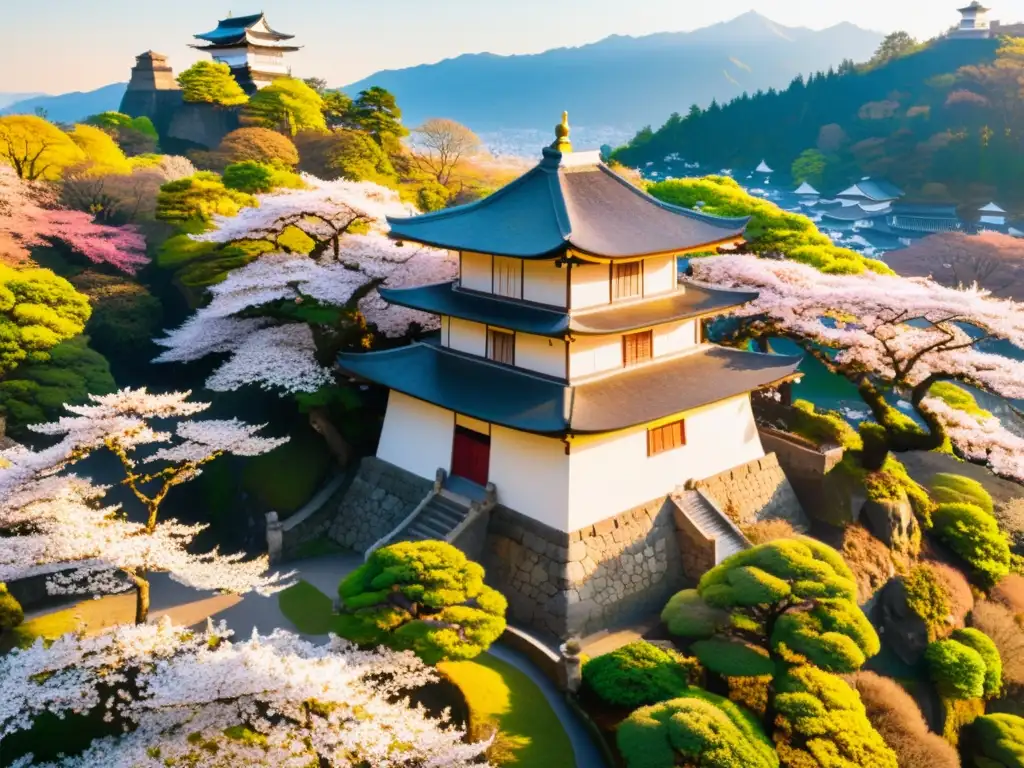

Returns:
1,83,126,124
1,12,881,138
341,12,883,132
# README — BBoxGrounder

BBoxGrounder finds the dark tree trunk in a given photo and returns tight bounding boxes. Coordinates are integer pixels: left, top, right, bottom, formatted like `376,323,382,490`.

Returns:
135,573,150,625
308,406,353,467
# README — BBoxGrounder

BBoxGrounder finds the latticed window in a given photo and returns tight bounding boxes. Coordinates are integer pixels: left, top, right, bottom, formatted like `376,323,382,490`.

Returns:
493,256,522,298
488,329,515,365
622,330,653,367
647,420,686,456
612,261,642,300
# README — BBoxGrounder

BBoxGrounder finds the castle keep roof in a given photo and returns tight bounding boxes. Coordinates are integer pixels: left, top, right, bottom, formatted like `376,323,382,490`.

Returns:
193,12,298,48
338,344,801,436
387,148,749,260
377,281,759,338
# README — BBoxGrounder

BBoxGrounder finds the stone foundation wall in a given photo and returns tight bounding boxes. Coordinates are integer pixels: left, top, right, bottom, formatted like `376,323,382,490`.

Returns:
483,499,685,641
671,504,716,581
325,457,433,553
694,453,808,530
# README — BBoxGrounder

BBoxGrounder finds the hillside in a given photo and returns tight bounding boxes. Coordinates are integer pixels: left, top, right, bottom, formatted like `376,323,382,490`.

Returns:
613,36,1024,204
341,12,881,131
0,92,45,109
1,83,127,124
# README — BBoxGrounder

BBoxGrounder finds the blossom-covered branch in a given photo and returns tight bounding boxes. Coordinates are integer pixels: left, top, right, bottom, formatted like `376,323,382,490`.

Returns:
0,619,491,767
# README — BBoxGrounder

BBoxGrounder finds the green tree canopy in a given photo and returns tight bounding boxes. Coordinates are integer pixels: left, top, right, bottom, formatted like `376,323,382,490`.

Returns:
617,690,779,768
774,666,898,768
0,265,91,377
244,78,326,136
84,111,158,139
932,502,1011,587
581,641,703,709
335,540,507,664
965,714,1024,768
70,271,163,362
926,637,987,699
0,115,85,180
790,148,827,185
67,123,132,175
322,90,354,129
176,61,248,106
294,129,396,184
870,31,920,67
155,171,257,226
0,335,116,435
222,161,303,194
665,538,880,678
951,628,1002,697
350,86,408,148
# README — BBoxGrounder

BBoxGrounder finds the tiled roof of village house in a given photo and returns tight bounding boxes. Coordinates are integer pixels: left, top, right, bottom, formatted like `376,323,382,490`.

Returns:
386,147,749,260
837,178,904,202
377,281,760,338
337,344,801,435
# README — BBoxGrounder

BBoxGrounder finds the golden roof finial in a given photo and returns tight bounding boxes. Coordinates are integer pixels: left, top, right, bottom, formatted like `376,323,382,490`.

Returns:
552,111,572,153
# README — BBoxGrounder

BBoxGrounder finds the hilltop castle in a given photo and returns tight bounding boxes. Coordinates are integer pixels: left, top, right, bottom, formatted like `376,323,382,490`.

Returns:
119,12,299,151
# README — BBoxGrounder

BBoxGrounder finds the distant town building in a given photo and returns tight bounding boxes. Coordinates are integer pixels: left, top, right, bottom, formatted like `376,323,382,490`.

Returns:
755,160,774,174
793,182,820,197
119,51,184,138
886,203,965,235
979,201,1007,225
837,177,905,204
953,1,994,38
191,12,300,94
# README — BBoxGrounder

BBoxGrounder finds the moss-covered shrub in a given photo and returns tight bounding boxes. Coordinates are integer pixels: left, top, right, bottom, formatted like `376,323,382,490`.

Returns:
965,713,1024,768
660,589,729,638
617,690,779,768
790,399,862,450
581,641,702,709
905,564,952,641
952,627,1003,698
930,473,995,515
926,638,987,699
0,583,24,631
933,502,1011,587
222,160,304,194
335,541,507,664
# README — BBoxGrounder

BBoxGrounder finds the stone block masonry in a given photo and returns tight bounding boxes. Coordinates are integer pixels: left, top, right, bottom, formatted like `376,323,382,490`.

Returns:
325,457,433,553
483,499,686,642
693,453,809,531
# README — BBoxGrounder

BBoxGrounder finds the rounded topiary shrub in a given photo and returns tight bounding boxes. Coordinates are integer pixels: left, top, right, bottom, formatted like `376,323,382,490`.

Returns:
964,713,1024,768
932,502,1011,587
581,641,703,709
335,540,507,665
617,690,778,768
0,582,24,631
926,637,987,699
951,627,1002,698
929,473,994,515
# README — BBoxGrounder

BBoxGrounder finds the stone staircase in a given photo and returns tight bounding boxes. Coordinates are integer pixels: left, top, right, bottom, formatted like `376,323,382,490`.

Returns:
364,470,497,558
674,489,750,562
393,491,472,542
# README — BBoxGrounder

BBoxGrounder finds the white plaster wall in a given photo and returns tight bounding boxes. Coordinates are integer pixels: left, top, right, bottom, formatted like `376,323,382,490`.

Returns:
446,318,487,357
377,392,454,481
653,320,698,357
566,396,764,530
523,260,567,307
644,255,676,296
461,252,493,293
489,427,570,529
516,333,567,378
570,263,610,310
570,335,622,380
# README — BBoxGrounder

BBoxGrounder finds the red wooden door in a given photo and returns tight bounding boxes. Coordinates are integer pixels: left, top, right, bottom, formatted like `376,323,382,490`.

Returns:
451,427,491,486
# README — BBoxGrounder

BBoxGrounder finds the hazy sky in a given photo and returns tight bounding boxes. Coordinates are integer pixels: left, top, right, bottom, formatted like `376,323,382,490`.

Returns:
4,0,1023,94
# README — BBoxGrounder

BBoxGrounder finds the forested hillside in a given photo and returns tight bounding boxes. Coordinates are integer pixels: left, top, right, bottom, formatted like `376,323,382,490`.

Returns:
615,36,1024,204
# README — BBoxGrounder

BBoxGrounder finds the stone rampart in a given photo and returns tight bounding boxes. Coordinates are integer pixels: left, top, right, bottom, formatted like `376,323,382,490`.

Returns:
693,452,809,530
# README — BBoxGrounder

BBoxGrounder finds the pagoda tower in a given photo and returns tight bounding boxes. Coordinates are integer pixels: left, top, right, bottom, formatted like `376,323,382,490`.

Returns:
953,1,993,37
338,115,803,638
191,12,300,94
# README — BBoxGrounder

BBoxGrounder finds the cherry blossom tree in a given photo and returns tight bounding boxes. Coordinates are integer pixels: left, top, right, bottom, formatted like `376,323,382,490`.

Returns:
0,388,291,623
691,254,1024,462
154,177,455,464
1,618,491,767
0,166,148,273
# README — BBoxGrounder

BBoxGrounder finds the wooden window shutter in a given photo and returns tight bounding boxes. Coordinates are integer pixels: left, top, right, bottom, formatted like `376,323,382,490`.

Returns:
623,330,653,367
612,262,641,300
648,420,686,456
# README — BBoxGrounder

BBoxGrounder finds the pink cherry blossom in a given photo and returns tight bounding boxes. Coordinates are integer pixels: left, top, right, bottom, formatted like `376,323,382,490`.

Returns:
0,165,148,273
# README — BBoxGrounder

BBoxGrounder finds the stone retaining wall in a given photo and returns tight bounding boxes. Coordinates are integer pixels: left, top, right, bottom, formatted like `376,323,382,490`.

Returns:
483,499,685,641
325,457,433,553
693,453,809,530
671,504,716,581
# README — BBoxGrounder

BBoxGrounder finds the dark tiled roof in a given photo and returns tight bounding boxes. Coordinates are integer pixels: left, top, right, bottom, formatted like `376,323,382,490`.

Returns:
378,281,758,337
821,205,890,222
839,179,904,202
194,12,294,44
337,344,801,435
387,148,749,259
891,203,960,219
